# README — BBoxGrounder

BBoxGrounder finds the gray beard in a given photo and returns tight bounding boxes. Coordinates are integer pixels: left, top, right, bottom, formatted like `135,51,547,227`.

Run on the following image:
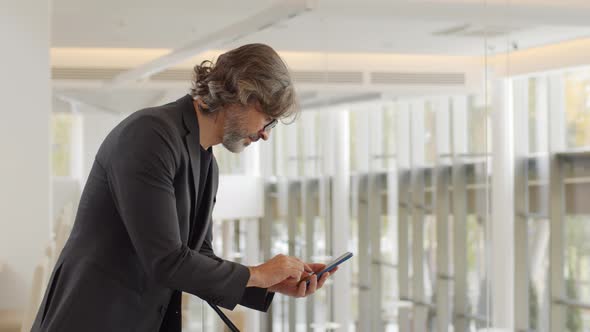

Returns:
222,131,247,153
222,112,250,153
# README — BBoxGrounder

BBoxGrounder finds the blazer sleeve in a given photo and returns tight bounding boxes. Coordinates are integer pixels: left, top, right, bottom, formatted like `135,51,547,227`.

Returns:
199,218,275,312
104,115,250,310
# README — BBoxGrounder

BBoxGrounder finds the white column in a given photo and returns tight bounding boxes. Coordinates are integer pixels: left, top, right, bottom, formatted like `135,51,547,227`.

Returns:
369,103,384,171
331,110,351,331
513,78,530,332
70,104,84,181
548,73,567,332
491,78,515,330
396,102,412,332
384,103,399,319
451,96,469,331
434,97,452,332
410,101,427,332
320,110,335,176
354,107,370,172
0,0,51,310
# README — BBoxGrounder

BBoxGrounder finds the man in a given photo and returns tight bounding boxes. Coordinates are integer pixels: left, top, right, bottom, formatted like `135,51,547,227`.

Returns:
32,43,335,331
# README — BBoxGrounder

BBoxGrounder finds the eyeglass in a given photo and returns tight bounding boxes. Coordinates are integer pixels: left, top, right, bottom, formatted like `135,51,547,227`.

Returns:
249,118,278,142
262,118,278,133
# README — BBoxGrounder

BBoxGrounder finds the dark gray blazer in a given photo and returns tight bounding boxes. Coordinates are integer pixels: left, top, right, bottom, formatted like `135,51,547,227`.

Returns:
31,95,273,332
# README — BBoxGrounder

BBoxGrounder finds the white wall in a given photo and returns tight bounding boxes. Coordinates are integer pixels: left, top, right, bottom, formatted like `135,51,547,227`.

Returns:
0,0,51,309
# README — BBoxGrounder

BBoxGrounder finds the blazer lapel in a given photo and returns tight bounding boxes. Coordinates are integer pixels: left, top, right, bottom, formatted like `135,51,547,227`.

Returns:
180,95,219,250
181,96,201,244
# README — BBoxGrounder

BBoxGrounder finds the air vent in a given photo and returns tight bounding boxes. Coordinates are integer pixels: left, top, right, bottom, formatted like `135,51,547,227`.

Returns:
52,67,364,85
370,72,465,86
52,67,125,80
291,71,363,84
52,67,194,81
53,67,465,86
150,69,193,81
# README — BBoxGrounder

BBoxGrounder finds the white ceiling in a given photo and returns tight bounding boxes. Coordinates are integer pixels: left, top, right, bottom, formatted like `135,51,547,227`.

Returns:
50,0,590,112
52,0,590,54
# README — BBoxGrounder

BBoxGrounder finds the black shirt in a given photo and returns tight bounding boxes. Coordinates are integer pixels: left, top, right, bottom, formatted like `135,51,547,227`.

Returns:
197,146,212,209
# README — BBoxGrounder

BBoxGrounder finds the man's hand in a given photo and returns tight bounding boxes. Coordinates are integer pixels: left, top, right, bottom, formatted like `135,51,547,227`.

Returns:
247,254,312,289
268,263,339,298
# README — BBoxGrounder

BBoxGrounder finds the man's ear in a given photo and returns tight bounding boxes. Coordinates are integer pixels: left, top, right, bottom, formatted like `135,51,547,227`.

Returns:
198,100,211,112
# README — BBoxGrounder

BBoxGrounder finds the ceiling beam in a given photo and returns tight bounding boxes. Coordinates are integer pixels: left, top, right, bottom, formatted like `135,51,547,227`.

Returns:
105,0,316,87
54,92,124,114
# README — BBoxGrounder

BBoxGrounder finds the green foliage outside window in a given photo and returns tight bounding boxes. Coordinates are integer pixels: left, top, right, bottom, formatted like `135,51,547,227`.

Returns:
52,113,73,177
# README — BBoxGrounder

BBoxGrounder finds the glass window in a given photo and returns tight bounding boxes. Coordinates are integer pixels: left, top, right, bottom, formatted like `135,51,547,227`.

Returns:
565,69,590,149
52,112,74,177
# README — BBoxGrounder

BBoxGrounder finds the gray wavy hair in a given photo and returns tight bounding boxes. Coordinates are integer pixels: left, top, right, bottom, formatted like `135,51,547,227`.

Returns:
190,43,298,122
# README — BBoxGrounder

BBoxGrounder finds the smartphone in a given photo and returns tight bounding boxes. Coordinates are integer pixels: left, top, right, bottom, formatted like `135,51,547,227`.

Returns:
305,252,353,285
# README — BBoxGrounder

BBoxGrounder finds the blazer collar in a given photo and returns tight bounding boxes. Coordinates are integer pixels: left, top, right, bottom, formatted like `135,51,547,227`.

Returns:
178,94,219,249
180,94,203,238
181,94,200,136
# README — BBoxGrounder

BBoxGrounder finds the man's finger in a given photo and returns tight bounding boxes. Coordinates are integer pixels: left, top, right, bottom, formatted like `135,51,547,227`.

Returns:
308,263,326,273
318,272,330,289
306,275,318,296
297,260,313,274
291,260,310,274
291,257,308,269
297,278,307,297
293,270,303,281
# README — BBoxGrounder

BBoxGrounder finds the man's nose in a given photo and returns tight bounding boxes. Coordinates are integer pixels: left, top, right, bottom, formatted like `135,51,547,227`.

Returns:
260,130,270,141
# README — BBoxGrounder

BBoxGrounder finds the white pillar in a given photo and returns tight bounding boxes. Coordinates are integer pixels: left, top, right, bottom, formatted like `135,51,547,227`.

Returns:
409,100,427,332
70,104,84,181
548,73,567,332
491,78,515,330
434,97,452,332
0,0,51,310
451,96,469,331
513,78,530,332
331,110,351,331
396,102,412,332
